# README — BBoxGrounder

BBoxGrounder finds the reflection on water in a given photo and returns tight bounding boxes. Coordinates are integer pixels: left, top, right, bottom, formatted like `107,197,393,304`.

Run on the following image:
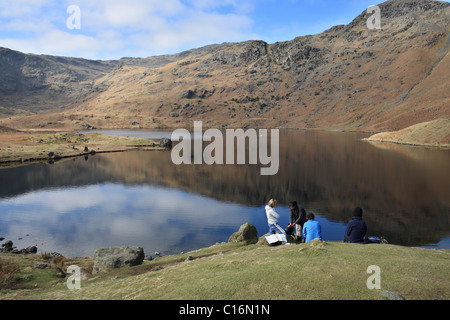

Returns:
0,130,449,257
0,184,255,257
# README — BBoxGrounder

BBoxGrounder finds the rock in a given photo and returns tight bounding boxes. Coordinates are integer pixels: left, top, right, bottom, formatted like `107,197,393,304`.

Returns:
159,138,173,149
180,90,195,99
228,223,258,245
34,264,49,269
381,290,406,300
0,240,38,254
82,123,96,130
209,41,268,66
25,246,37,254
47,152,61,160
48,252,63,258
93,246,145,274
1,240,13,251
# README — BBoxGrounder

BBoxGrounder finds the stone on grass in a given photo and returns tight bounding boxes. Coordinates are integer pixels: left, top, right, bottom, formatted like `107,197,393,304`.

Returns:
228,223,258,245
381,290,406,300
93,246,145,274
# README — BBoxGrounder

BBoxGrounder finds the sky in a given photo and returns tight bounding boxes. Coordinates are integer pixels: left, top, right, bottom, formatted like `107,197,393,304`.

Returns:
0,0,448,60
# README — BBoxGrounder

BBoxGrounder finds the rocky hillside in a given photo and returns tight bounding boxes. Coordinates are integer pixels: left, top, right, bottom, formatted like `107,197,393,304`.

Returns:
0,0,449,132
0,48,115,113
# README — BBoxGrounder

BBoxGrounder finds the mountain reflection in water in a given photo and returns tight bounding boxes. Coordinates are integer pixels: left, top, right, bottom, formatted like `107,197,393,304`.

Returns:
0,130,449,257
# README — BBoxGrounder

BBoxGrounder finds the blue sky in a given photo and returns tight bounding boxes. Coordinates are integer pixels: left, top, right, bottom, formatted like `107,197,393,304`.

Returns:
0,0,448,60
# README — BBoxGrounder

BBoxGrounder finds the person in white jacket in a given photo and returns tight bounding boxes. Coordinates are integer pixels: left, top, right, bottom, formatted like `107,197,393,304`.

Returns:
265,199,286,235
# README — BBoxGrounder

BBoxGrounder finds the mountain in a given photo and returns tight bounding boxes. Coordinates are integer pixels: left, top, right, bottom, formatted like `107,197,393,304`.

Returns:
0,47,116,113
0,0,449,132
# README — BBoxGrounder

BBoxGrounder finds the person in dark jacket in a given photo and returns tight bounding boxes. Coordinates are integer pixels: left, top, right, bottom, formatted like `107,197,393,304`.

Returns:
288,201,306,238
344,207,367,243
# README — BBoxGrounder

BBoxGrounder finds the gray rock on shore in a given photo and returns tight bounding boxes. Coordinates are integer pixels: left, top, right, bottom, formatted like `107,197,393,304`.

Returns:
159,138,173,149
0,239,37,254
93,246,145,274
228,223,258,245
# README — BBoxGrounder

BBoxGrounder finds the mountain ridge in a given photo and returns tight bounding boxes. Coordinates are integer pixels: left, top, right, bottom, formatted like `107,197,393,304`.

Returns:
0,0,449,132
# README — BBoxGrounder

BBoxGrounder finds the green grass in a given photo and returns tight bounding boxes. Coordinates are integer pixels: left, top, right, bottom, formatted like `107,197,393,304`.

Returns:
1,240,449,300
0,253,65,292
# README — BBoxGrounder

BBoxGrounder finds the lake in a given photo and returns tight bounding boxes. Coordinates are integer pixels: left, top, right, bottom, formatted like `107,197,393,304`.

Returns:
0,129,449,257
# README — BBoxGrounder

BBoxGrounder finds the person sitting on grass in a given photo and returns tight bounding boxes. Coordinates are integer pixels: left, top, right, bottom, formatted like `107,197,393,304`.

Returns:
344,207,367,243
302,212,322,243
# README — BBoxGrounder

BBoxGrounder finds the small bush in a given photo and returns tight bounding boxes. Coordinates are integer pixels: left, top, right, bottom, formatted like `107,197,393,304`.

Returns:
0,259,20,288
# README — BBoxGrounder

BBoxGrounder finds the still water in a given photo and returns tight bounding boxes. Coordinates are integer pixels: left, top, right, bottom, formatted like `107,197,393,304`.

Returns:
0,130,449,257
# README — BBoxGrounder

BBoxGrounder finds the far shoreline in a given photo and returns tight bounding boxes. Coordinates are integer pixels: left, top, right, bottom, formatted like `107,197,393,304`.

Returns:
363,118,450,149
0,130,169,168
1,120,448,169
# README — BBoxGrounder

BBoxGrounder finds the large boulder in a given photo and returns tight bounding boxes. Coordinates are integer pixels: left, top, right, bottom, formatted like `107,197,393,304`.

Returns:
93,246,145,274
228,223,258,245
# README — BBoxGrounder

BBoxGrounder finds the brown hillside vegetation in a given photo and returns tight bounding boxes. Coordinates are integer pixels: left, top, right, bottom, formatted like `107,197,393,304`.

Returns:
364,118,450,147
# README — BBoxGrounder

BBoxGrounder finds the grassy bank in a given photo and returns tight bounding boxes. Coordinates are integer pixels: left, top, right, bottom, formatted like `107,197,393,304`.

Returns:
0,131,163,166
364,118,450,148
1,239,449,300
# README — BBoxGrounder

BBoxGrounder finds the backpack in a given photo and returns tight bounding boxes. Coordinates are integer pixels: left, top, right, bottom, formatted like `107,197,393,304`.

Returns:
285,225,295,236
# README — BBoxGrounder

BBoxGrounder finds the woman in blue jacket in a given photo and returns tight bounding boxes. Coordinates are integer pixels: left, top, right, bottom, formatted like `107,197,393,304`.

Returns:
302,212,322,242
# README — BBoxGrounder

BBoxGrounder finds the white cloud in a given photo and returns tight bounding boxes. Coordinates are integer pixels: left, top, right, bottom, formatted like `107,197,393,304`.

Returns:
0,184,251,257
0,0,258,59
129,10,255,55
0,30,125,59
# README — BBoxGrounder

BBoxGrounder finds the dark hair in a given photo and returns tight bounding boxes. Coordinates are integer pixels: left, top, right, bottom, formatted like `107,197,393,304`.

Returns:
352,207,363,218
306,212,315,220
289,201,298,208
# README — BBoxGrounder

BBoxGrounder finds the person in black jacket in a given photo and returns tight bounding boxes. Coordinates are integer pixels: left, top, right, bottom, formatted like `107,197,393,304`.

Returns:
344,207,368,243
288,201,307,239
